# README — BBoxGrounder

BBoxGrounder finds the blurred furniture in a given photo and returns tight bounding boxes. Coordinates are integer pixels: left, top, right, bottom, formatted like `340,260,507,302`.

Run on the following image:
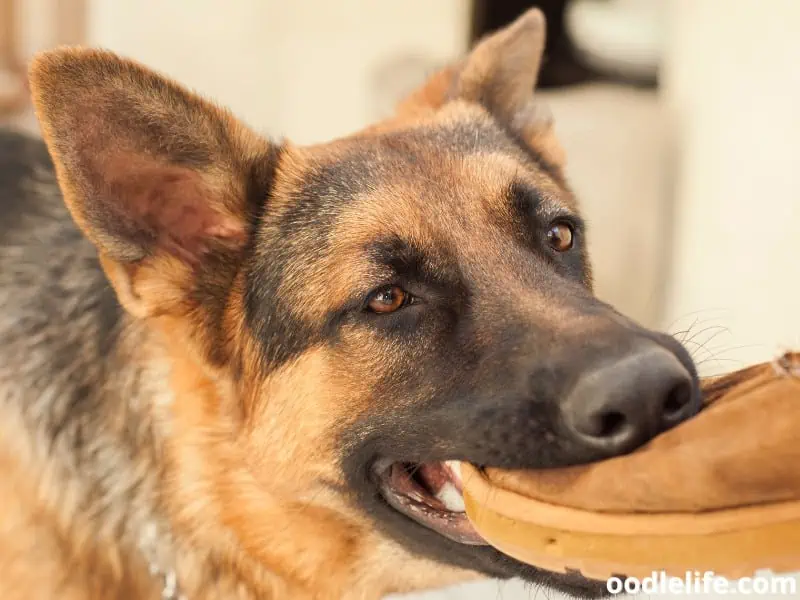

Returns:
566,0,663,81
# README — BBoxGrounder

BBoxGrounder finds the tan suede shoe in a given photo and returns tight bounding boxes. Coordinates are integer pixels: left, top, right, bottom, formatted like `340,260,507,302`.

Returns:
462,352,800,580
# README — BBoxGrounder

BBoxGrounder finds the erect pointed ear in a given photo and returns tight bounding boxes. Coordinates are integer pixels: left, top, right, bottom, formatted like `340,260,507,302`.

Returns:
28,48,278,319
397,8,564,168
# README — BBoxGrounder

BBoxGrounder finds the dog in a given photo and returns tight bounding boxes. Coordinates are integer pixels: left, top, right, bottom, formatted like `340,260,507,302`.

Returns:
0,9,699,600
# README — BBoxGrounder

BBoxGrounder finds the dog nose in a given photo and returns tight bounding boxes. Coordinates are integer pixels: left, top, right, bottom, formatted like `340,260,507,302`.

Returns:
562,345,698,457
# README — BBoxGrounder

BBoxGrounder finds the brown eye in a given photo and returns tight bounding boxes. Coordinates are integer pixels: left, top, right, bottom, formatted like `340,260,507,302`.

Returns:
546,222,574,252
367,286,409,314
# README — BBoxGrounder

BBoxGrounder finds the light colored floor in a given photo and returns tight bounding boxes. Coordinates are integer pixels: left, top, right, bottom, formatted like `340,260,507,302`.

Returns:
393,579,536,600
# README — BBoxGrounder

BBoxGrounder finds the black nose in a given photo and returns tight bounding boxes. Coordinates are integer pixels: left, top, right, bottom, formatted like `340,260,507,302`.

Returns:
562,345,698,457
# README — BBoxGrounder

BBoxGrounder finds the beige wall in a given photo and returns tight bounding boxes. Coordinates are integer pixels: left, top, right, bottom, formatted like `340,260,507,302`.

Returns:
86,0,469,144
661,0,800,375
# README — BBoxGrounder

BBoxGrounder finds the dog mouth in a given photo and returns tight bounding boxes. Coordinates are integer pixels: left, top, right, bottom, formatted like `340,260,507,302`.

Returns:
372,459,487,546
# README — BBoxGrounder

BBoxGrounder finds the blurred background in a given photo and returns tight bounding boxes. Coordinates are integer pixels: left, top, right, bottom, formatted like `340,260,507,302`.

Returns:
2,0,798,598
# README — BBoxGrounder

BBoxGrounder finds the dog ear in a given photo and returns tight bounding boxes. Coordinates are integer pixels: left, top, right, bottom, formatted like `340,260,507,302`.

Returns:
398,8,564,167
28,48,277,318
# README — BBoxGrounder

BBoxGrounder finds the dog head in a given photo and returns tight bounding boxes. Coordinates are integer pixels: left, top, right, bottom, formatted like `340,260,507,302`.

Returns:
29,9,699,599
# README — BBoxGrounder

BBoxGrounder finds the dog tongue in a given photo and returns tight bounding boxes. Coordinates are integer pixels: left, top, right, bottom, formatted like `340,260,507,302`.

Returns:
417,463,466,513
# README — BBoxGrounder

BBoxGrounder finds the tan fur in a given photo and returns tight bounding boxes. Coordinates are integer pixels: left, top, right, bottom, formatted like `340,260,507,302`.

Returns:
0,438,156,600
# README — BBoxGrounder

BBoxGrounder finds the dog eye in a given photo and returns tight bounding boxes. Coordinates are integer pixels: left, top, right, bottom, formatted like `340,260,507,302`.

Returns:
546,221,574,252
366,286,411,314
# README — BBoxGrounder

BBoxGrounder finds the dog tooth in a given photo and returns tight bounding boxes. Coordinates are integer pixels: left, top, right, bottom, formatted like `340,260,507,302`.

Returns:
436,481,466,513
444,460,462,484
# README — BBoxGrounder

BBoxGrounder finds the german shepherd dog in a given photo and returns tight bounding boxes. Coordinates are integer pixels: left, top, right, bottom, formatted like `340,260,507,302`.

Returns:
0,9,699,600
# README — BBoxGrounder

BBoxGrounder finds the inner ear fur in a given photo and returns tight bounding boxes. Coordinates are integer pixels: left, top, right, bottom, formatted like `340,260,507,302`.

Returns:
28,47,278,317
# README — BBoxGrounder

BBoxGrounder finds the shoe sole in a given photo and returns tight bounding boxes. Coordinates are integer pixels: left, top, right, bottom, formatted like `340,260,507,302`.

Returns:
462,462,800,581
